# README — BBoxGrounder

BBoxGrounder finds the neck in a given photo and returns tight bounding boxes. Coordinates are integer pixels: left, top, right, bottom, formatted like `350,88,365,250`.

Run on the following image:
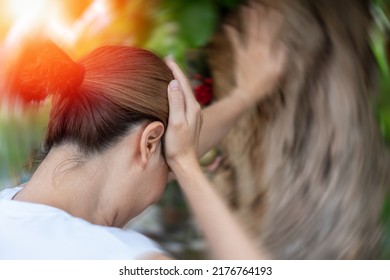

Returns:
14,145,118,226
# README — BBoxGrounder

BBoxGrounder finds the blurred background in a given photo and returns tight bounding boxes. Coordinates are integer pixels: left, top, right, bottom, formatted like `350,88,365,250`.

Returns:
0,0,390,259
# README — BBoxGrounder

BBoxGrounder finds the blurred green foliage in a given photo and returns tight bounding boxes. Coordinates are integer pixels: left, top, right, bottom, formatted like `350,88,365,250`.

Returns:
1,0,390,259
372,1,390,140
381,196,390,259
145,0,243,67
0,105,49,187
371,0,390,259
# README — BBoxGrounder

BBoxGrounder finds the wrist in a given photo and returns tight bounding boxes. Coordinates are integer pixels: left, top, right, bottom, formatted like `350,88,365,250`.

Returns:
171,158,209,195
231,87,270,108
168,154,202,179
231,88,254,109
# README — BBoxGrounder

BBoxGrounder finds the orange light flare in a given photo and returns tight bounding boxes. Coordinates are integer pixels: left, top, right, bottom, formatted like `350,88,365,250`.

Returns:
1,0,113,59
0,0,113,105
3,0,72,49
0,0,69,105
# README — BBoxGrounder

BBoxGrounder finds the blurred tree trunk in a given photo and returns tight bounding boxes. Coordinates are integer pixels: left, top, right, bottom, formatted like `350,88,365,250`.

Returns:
208,0,390,259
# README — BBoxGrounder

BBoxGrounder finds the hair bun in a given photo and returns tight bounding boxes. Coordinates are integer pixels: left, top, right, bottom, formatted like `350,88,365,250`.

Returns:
9,40,84,103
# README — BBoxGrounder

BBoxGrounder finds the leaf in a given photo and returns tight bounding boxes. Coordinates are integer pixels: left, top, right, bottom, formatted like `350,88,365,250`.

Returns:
379,108,390,142
174,0,219,48
144,22,188,68
371,27,389,77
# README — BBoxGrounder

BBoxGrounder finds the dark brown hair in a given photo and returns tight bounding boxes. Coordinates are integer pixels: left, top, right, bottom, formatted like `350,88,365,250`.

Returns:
11,41,173,159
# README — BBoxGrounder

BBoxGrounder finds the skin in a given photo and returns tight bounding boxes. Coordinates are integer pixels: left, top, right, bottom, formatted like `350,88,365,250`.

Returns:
199,5,285,157
13,5,286,259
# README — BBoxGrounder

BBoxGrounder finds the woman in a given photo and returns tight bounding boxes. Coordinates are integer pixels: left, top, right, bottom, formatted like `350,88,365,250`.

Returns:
0,7,285,259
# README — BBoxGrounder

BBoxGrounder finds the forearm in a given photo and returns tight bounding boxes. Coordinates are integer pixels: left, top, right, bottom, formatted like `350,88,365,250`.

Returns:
198,88,249,157
172,158,267,260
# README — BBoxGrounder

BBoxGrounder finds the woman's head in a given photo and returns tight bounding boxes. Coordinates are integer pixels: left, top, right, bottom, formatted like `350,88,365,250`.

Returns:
10,41,174,222
12,41,173,158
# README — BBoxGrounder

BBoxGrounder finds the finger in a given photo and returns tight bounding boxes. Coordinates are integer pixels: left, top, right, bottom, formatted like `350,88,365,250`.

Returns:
166,59,199,112
241,6,259,42
249,1,267,20
251,3,267,42
242,4,263,42
265,9,284,42
167,80,186,124
165,59,192,93
224,24,243,54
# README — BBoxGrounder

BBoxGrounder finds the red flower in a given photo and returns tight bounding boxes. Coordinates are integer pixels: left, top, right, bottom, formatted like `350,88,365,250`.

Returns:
204,78,213,85
194,84,212,105
193,75,213,106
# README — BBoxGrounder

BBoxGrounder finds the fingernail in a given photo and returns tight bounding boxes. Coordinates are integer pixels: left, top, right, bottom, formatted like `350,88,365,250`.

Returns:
169,80,180,91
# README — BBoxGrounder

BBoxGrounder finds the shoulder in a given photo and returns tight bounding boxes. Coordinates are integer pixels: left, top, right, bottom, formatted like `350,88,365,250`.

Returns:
101,226,167,259
44,215,166,259
0,196,166,259
0,186,24,200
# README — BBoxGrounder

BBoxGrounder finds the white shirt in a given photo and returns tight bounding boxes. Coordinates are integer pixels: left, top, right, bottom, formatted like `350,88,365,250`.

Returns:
0,187,164,259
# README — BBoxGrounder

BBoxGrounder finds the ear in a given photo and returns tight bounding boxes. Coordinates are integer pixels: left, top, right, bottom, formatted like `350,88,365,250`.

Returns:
139,121,165,168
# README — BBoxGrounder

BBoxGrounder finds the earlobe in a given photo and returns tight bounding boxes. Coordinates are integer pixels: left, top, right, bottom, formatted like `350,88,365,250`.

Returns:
139,122,165,167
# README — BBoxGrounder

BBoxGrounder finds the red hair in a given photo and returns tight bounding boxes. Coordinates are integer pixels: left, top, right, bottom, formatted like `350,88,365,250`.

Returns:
10,42,173,159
